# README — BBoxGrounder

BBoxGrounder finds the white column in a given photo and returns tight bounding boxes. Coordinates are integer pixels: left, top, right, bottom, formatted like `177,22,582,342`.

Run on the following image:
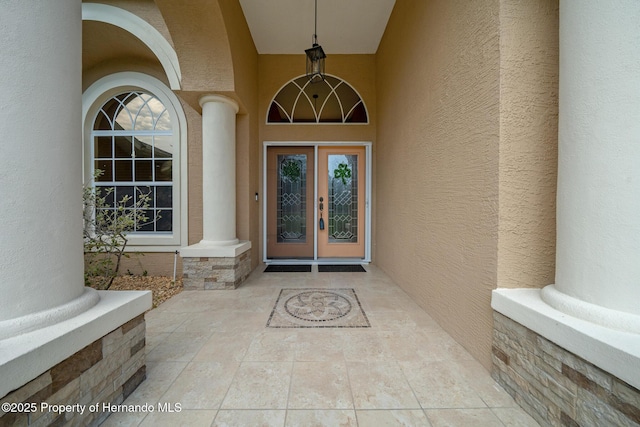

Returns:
200,95,240,245
180,94,250,258
541,1,640,331
0,0,99,338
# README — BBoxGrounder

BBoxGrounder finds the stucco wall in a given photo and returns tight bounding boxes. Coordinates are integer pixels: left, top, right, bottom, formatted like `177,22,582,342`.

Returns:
497,0,558,289
375,0,501,368
376,0,558,369
219,0,261,268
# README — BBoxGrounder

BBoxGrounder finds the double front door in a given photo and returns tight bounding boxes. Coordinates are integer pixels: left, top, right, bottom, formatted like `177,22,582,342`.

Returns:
266,145,367,260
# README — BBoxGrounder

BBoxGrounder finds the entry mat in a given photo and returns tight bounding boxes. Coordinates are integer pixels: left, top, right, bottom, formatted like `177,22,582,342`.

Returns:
264,264,312,273
267,288,371,328
318,264,367,273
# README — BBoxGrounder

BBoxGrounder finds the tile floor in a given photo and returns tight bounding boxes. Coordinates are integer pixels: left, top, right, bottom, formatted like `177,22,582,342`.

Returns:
103,265,540,427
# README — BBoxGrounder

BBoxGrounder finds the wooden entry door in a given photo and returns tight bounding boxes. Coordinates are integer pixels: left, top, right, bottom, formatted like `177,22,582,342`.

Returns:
317,146,365,258
266,147,314,258
266,145,366,259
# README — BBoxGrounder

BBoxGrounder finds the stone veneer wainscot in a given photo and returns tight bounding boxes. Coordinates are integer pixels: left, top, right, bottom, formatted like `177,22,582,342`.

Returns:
182,252,252,290
0,315,146,427
492,312,640,427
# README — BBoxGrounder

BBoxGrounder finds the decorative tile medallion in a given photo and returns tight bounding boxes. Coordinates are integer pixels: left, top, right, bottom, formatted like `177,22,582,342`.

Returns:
267,288,370,328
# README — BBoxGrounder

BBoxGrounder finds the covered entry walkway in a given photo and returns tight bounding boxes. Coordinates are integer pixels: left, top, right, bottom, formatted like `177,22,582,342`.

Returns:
104,266,537,426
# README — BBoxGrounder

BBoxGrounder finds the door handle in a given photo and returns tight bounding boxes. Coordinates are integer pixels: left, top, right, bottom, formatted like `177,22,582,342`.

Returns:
319,197,325,230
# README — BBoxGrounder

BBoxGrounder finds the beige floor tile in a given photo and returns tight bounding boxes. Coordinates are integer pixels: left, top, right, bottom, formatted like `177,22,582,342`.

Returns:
341,331,393,362
491,407,540,427
144,311,188,334
288,361,353,409
285,409,357,426
367,311,419,331
157,292,224,313
193,331,255,362
425,408,504,426
221,361,292,409
145,331,211,362
294,331,344,361
457,359,517,408
100,410,149,426
222,295,278,313
416,330,477,362
378,330,433,362
139,409,216,427
356,409,432,426
244,330,298,362
145,332,170,354
401,360,486,409
160,361,239,409
213,410,286,426
123,361,187,405
361,295,410,312
171,311,227,333
347,361,420,409
216,311,272,334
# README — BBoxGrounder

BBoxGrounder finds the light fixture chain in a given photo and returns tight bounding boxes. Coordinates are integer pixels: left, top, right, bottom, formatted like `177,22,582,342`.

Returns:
314,0,318,45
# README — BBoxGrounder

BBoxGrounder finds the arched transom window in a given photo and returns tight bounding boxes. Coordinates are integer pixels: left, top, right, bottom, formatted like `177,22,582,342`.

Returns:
92,91,173,233
268,75,368,124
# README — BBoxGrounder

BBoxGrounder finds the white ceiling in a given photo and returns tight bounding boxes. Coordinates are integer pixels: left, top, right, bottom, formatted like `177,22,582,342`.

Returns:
239,0,396,54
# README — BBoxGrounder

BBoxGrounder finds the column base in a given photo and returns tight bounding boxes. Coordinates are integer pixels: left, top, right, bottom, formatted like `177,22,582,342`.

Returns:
0,291,152,426
1,315,147,426
180,241,252,290
541,284,640,334
491,288,640,426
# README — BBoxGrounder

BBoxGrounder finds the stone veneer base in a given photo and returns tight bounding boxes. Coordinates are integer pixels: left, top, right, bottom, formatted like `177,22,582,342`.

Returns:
492,312,640,427
182,250,252,290
0,315,147,427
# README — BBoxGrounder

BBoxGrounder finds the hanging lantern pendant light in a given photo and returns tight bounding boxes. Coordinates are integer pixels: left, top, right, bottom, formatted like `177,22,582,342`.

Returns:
305,0,326,83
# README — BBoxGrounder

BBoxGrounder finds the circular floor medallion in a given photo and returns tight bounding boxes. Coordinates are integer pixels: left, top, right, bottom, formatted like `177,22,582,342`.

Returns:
284,291,352,322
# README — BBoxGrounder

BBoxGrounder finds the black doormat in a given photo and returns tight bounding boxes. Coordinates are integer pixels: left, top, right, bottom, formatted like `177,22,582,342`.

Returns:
264,264,312,273
318,264,366,273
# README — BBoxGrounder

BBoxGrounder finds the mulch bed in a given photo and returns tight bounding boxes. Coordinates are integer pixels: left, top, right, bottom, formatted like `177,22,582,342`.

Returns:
88,276,183,309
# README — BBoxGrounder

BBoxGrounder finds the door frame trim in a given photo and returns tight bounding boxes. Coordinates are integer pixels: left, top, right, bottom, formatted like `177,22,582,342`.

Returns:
262,141,372,264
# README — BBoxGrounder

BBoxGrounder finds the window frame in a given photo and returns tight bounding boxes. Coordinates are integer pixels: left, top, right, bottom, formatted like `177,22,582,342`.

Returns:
266,74,369,125
82,72,188,251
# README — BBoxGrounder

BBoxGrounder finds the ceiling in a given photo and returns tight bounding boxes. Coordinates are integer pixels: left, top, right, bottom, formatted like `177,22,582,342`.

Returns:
239,0,396,54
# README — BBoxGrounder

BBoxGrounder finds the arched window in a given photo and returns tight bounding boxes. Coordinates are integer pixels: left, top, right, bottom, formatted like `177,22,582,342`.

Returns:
92,92,173,233
83,72,187,249
267,75,368,124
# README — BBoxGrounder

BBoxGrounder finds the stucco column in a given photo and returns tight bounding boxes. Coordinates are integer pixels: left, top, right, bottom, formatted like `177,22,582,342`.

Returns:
541,1,640,330
0,0,99,339
199,94,240,245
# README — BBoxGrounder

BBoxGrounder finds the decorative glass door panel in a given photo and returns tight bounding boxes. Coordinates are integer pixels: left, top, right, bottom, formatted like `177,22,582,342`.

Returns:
328,154,358,243
318,147,365,258
267,147,314,258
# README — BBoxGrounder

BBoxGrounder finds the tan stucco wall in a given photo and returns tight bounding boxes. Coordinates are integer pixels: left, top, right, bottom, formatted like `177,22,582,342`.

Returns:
497,0,558,289
155,0,235,92
375,0,558,369
219,0,261,268
258,55,377,261
376,0,501,368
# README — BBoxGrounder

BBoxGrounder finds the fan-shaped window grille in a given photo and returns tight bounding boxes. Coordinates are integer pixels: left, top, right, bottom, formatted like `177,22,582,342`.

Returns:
268,75,368,124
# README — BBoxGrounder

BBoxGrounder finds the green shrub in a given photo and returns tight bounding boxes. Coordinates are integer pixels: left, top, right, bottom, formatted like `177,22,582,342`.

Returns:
83,170,158,289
